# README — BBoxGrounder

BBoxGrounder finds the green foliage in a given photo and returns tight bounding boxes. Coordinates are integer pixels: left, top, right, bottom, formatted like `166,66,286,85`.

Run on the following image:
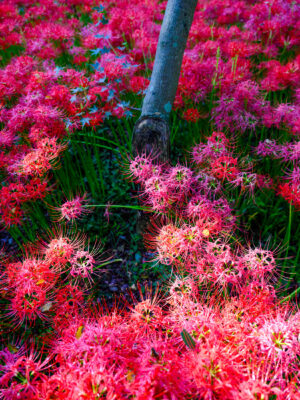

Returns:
181,329,196,350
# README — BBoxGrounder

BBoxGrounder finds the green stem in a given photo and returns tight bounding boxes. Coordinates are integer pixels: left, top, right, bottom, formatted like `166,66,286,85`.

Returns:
284,202,293,263
94,259,123,269
280,287,300,304
84,204,153,212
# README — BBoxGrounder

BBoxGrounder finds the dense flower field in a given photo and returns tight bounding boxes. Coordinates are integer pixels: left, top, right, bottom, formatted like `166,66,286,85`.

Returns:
0,0,299,399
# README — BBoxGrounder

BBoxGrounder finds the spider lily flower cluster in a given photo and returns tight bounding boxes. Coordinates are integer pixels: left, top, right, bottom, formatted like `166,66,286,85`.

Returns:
1,152,299,399
1,231,102,329
129,150,276,291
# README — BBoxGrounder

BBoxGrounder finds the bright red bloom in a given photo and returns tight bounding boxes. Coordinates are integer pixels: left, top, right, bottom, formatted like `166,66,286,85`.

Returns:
129,76,149,93
211,156,239,181
278,181,300,209
56,194,89,222
183,108,201,123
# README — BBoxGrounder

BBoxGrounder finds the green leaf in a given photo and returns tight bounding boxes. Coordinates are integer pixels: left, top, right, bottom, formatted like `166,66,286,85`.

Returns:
181,329,196,350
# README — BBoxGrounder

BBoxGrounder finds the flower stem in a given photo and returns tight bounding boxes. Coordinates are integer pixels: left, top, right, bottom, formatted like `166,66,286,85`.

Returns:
280,287,300,304
84,204,153,212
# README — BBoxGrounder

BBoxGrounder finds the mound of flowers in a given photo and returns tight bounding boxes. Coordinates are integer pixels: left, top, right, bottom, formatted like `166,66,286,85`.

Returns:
1,148,299,399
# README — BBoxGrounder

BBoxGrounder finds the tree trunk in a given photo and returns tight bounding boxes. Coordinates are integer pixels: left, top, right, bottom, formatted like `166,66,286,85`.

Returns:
132,0,197,161
132,0,197,234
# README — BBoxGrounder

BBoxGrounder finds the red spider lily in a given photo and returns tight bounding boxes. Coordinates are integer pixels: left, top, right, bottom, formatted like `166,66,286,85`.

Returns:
55,194,90,223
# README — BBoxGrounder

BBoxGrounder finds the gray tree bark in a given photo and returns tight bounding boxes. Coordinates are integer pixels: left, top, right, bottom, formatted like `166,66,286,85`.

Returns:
132,0,197,234
132,0,197,161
